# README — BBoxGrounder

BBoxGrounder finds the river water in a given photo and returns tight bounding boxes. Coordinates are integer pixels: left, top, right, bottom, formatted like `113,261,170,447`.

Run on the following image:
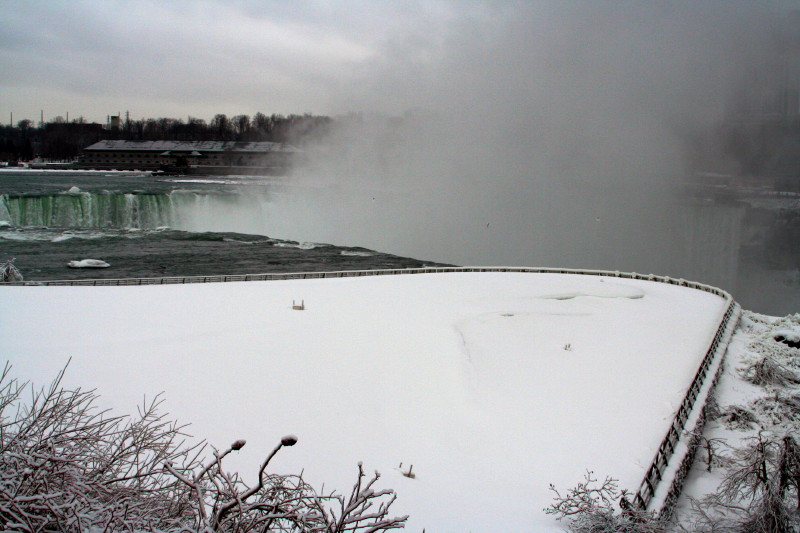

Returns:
1,170,798,315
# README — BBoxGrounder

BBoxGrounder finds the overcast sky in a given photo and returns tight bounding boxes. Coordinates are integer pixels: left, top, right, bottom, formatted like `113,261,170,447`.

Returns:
1,0,797,125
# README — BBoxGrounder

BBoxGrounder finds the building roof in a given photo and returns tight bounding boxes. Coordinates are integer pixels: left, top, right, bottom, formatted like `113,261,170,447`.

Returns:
82,140,300,153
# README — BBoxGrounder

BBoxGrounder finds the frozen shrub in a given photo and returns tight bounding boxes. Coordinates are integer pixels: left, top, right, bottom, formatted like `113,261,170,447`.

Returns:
166,441,407,532
563,507,667,533
741,356,799,388
749,394,800,428
689,489,799,533
719,406,758,431
704,394,722,420
698,434,800,533
735,487,797,533
696,435,732,473
747,320,800,365
545,471,667,533
0,259,22,282
0,363,200,531
0,363,407,532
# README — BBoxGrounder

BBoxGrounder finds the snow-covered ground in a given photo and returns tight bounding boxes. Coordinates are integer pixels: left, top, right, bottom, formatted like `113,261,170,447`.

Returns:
1,272,728,531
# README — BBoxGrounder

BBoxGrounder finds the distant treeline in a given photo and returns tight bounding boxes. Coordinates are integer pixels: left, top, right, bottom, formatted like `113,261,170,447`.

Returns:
0,113,333,162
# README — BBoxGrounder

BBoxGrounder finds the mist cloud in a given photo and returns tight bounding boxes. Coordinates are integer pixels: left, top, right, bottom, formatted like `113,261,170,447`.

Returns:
260,2,796,285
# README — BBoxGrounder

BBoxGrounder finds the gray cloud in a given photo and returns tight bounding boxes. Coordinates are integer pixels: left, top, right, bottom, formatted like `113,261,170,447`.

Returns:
2,1,794,124
1,0,381,121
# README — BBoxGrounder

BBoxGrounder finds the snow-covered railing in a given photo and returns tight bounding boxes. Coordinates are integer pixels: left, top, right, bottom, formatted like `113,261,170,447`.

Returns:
5,266,737,514
3,266,736,298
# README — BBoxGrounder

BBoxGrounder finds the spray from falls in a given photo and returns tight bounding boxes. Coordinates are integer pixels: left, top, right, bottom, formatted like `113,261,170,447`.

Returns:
256,3,793,303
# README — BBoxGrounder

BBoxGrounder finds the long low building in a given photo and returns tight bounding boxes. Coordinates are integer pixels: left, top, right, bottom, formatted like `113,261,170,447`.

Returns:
76,140,300,174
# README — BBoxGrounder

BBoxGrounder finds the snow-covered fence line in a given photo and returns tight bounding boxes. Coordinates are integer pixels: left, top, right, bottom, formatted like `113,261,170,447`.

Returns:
5,265,738,515
4,266,734,299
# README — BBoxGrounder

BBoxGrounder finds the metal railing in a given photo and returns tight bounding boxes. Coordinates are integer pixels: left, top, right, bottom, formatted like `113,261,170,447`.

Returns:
5,266,737,514
4,266,735,298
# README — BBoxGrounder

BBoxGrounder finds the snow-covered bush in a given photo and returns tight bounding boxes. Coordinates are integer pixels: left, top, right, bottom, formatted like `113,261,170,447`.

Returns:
544,471,667,533
741,356,799,388
692,433,800,533
746,315,800,368
0,259,22,282
749,394,800,428
166,440,407,532
0,363,199,531
719,406,758,431
0,363,407,532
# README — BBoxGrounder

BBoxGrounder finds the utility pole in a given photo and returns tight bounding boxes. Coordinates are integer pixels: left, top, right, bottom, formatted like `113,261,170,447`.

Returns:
9,112,12,127
40,110,44,128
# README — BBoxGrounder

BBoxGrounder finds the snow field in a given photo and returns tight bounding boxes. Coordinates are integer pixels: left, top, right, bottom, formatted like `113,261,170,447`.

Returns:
1,272,727,531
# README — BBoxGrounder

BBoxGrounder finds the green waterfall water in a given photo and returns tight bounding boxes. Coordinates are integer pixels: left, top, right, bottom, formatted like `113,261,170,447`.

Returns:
0,192,186,228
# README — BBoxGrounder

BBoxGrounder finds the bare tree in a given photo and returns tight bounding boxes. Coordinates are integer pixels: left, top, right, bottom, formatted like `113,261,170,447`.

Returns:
211,114,232,141
233,114,251,140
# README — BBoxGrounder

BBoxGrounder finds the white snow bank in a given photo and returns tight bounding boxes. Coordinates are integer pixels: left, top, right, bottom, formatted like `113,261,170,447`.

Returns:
538,281,645,300
774,328,799,343
67,259,110,268
0,272,726,532
166,179,235,185
273,241,319,249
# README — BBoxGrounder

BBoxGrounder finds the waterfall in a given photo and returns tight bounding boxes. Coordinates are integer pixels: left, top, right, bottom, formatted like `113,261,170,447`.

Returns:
0,192,186,229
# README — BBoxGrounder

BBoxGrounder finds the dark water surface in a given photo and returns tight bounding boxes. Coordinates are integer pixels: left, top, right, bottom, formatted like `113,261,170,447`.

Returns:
1,227,449,281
